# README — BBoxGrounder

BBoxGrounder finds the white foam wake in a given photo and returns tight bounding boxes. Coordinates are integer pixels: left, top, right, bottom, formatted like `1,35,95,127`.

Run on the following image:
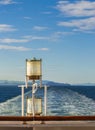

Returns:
47,88,95,116
0,88,95,116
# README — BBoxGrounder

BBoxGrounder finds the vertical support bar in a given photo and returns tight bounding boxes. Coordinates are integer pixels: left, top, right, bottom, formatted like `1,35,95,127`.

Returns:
25,76,28,88
32,93,35,116
44,85,47,116
40,76,42,88
22,86,24,116
32,84,35,117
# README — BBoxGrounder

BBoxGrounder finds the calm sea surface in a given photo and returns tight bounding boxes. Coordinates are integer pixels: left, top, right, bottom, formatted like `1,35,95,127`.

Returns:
0,85,95,116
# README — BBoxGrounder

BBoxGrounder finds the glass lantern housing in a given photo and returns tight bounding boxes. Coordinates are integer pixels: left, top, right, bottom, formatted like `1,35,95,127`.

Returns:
27,97,42,115
26,58,42,80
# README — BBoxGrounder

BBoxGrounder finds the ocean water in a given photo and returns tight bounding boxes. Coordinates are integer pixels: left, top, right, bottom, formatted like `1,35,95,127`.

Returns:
0,85,95,116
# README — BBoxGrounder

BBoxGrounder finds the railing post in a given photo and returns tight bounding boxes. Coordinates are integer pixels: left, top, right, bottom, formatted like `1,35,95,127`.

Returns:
44,85,47,116
21,86,24,116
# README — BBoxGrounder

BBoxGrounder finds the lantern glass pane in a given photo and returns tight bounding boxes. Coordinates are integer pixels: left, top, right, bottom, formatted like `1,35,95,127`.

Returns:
26,60,41,76
27,98,42,115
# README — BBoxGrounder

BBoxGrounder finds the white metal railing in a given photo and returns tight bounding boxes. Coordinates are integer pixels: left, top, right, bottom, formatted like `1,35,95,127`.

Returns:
18,85,47,116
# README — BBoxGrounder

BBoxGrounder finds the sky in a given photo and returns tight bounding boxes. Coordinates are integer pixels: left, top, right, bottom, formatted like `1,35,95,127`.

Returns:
0,0,95,84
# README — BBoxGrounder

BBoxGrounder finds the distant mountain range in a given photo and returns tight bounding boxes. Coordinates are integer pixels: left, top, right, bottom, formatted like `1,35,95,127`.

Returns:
0,80,95,86
0,80,70,86
42,80,70,86
73,83,95,86
0,80,24,85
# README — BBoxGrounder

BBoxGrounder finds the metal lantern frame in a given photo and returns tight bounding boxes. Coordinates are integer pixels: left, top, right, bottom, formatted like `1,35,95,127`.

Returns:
25,58,42,116
18,57,47,117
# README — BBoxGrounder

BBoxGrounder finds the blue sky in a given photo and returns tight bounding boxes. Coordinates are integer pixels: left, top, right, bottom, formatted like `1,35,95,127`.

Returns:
0,0,95,84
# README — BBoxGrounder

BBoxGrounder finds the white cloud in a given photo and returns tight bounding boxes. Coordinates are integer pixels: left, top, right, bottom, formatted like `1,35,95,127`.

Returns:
24,17,32,20
33,26,48,31
0,35,50,44
56,1,95,33
0,45,49,51
58,17,95,31
23,35,49,40
53,31,73,36
0,45,30,51
0,0,16,5
0,24,17,32
37,48,49,51
56,0,95,17
46,31,73,42
23,32,72,42
0,38,29,43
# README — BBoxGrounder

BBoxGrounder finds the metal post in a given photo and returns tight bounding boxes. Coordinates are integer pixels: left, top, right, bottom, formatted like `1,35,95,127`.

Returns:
32,84,35,116
21,86,24,116
44,85,47,116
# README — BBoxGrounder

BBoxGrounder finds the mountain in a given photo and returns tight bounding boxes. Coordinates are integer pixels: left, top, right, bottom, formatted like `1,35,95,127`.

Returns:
42,80,71,86
0,80,70,86
0,80,24,85
1,80,95,86
73,83,95,86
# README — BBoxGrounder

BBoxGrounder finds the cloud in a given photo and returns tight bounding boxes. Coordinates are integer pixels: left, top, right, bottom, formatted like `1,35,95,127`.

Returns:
33,26,49,31
0,45,30,51
0,35,50,44
0,38,29,43
56,0,95,17
56,1,95,33
24,17,32,20
23,35,49,40
0,0,16,5
58,17,95,31
0,45,49,51
53,31,73,36
37,48,49,51
46,31,73,42
23,31,72,42
0,24,17,32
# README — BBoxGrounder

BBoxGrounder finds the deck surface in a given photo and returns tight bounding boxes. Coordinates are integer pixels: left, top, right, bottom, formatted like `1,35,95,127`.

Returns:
0,120,95,127
0,116,95,129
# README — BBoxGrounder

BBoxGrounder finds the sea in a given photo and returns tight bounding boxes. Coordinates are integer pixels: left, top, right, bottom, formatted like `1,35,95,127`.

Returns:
0,84,95,116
